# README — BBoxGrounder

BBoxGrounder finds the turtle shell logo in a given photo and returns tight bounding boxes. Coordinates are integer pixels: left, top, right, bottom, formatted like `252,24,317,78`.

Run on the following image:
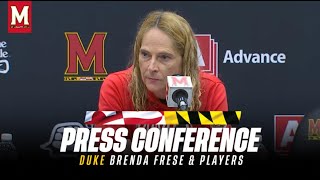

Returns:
40,122,87,158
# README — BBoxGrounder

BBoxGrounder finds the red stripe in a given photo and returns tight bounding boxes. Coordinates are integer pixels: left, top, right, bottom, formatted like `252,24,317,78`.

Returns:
85,111,105,125
124,116,162,125
88,111,123,126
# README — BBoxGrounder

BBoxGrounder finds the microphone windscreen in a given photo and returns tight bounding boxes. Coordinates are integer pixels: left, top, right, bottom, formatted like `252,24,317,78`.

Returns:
166,76,193,108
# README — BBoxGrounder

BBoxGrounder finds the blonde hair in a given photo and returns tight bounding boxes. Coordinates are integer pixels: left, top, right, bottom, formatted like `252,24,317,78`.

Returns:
129,10,201,110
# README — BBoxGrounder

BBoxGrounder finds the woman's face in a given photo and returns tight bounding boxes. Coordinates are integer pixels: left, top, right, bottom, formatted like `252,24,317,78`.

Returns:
139,28,182,99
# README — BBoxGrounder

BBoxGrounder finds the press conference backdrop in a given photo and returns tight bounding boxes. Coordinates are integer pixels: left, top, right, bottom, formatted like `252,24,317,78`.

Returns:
1,1,319,158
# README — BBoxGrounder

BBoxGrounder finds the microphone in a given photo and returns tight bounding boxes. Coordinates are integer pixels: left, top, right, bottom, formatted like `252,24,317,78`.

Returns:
166,74,193,110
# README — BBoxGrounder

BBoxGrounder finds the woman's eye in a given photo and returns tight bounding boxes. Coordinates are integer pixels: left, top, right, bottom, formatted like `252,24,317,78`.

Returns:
160,55,169,60
141,52,149,59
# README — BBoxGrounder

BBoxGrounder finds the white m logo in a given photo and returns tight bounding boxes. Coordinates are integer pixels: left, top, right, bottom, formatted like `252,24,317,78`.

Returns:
11,6,29,25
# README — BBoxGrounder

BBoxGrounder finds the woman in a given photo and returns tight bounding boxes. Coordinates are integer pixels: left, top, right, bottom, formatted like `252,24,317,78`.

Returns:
98,10,228,111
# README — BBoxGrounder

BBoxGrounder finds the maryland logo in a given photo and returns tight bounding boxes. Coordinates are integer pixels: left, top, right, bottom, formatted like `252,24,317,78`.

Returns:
308,119,320,140
64,32,107,81
195,34,218,76
8,1,32,33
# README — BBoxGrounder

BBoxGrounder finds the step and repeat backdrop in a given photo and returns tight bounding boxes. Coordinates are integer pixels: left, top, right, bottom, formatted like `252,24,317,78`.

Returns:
1,1,320,169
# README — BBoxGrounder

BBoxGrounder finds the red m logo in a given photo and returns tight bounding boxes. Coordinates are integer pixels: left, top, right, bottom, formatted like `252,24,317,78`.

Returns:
171,76,188,86
65,32,107,75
